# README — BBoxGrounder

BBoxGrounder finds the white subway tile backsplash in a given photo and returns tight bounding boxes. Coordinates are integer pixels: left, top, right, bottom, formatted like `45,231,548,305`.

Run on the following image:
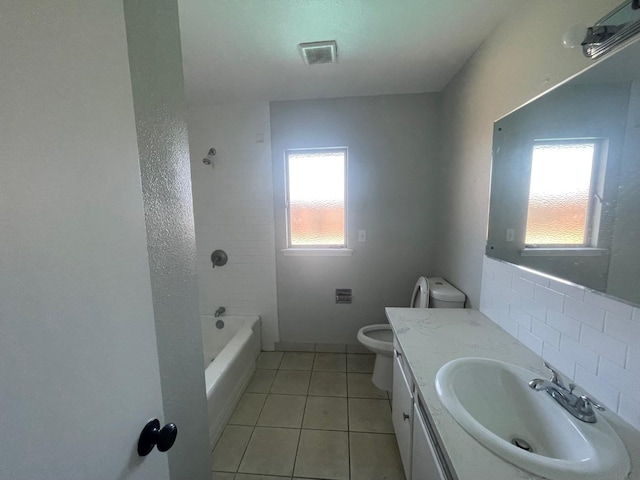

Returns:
575,365,619,409
512,276,535,298
563,296,605,331
559,335,598,373
618,395,640,431
604,312,640,346
548,278,585,301
628,347,640,378
580,326,627,367
531,318,560,349
517,267,550,287
517,327,543,357
542,344,575,378
509,307,532,330
584,290,634,319
520,297,547,322
533,285,564,311
546,311,581,341
493,267,513,288
598,357,640,399
482,257,640,430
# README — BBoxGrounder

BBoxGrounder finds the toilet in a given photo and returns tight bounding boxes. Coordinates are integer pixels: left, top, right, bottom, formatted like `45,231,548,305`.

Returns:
357,276,465,391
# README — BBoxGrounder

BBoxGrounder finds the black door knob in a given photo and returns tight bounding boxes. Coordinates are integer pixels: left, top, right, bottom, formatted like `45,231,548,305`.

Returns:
138,419,178,456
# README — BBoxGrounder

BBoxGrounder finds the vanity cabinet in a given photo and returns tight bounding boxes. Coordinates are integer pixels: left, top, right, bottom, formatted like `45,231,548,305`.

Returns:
392,337,453,480
412,398,447,480
392,350,413,479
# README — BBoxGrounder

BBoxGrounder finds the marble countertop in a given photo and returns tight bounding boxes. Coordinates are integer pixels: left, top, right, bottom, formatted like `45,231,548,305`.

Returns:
386,307,640,480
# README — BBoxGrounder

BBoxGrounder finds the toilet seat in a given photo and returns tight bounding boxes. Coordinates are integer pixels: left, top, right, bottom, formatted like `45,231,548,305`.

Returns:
410,276,429,308
357,324,393,357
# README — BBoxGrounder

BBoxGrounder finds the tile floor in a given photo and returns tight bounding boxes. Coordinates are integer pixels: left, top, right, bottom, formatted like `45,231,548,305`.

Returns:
212,351,406,480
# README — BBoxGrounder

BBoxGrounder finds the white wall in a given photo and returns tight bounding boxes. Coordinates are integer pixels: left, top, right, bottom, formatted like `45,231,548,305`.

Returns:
270,94,442,344
481,257,640,430
188,102,279,350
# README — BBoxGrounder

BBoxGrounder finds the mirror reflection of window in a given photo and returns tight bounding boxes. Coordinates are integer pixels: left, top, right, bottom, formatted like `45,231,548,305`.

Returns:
525,140,606,246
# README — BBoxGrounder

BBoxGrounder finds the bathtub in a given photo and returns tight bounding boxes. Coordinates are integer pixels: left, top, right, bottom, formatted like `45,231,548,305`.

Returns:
201,315,261,448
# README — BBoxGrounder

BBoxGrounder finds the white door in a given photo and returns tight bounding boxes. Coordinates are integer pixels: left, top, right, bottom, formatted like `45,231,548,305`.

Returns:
1,2,170,479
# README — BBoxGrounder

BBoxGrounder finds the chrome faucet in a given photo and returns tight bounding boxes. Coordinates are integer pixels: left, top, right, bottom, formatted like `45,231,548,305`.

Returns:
214,306,226,317
528,362,604,423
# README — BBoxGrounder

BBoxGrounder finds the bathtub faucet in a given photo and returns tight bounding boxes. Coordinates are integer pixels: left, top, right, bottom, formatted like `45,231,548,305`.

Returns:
214,307,226,318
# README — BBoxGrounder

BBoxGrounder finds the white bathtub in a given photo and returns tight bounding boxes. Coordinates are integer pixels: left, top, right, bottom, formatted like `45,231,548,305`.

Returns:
201,315,261,448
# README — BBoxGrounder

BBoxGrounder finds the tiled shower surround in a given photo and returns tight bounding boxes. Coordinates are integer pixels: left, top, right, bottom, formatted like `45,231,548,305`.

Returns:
480,256,640,430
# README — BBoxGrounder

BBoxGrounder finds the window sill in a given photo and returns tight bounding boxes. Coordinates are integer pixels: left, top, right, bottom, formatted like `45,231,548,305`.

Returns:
520,247,608,257
282,248,354,257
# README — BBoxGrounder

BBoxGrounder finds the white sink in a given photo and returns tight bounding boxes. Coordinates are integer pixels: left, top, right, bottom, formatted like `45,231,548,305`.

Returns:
435,357,630,480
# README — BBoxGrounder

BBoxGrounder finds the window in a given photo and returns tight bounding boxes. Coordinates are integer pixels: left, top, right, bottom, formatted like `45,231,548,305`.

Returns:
285,148,347,248
525,140,605,247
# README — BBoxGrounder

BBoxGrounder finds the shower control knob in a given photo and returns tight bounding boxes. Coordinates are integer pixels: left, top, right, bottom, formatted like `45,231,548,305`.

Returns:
137,419,178,456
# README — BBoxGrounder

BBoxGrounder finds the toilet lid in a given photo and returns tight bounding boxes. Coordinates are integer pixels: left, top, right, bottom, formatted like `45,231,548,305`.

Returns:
410,276,429,308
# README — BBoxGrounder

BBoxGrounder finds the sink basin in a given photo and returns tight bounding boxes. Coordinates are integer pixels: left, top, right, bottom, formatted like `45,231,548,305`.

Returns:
435,357,630,480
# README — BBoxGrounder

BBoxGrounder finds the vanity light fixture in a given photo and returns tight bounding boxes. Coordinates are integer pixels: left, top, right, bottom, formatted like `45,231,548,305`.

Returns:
563,0,640,58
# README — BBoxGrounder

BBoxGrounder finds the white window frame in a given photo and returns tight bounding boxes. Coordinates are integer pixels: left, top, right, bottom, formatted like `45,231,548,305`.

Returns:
282,147,351,256
522,138,608,256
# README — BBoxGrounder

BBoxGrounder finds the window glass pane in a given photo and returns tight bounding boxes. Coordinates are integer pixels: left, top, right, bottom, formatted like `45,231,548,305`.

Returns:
288,150,345,246
525,142,595,245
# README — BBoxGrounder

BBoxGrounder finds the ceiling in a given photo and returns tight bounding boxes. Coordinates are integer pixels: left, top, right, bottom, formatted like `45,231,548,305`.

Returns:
178,0,519,106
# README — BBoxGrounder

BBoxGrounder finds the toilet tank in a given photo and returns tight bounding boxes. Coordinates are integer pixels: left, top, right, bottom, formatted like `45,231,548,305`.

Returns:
428,277,465,308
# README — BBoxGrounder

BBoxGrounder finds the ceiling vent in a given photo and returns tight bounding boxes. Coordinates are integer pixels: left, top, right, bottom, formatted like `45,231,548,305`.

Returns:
298,40,338,65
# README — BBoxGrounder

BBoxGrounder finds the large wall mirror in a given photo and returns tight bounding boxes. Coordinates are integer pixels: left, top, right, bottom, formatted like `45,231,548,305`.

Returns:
487,39,640,306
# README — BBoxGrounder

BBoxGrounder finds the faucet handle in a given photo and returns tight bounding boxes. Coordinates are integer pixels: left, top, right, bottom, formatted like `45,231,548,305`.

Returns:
543,362,565,388
577,395,605,413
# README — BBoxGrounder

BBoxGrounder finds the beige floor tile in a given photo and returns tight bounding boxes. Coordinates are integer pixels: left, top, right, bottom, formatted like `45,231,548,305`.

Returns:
211,472,235,480
350,432,405,480
245,369,277,393
347,372,388,398
275,341,315,352
348,398,394,433
212,425,253,472
347,353,375,373
280,352,315,370
313,353,346,372
270,369,311,395
235,474,289,480
302,396,348,431
257,394,306,428
229,393,267,426
308,371,347,397
238,427,300,477
294,430,349,480
346,343,370,354
315,343,346,353
256,351,283,369
212,472,236,480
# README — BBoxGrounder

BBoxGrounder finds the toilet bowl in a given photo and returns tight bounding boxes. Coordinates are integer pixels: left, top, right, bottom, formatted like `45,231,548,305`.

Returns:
357,276,465,391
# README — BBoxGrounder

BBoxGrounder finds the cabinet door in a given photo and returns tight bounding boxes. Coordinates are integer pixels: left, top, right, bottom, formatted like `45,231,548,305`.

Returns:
412,402,447,480
392,351,413,479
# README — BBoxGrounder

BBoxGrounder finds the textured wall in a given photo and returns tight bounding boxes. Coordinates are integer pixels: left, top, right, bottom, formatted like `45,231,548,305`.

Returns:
434,0,620,307
270,94,442,344
188,102,279,350
123,1,210,479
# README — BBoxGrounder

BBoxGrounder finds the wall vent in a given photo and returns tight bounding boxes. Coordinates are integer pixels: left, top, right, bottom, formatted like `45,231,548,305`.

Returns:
298,40,338,65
